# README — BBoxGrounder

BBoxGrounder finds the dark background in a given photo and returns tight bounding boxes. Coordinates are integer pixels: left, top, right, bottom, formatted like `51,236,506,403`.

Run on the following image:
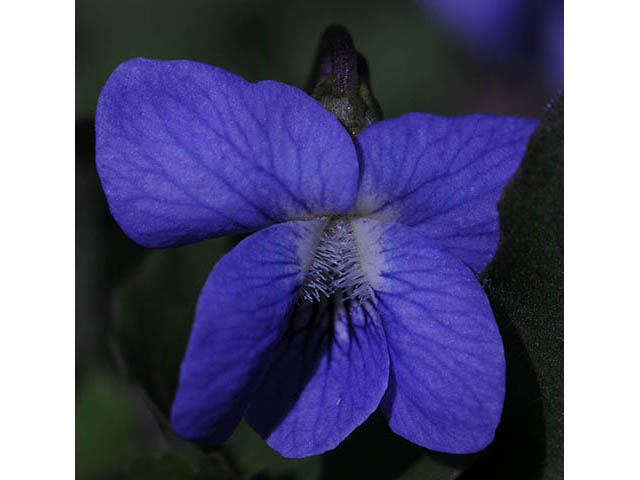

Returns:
76,1,563,478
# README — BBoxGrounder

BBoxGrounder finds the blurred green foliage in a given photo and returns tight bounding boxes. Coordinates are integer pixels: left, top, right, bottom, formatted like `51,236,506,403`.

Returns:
226,420,322,479
76,372,138,478
127,454,199,480
76,0,547,121
397,456,460,480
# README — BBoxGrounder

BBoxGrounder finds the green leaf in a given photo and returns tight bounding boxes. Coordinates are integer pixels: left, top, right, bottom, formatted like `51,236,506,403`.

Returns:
463,95,564,479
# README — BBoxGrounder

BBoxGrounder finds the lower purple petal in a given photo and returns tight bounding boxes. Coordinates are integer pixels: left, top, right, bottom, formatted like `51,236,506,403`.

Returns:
246,295,388,457
171,221,320,443
368,220,505,453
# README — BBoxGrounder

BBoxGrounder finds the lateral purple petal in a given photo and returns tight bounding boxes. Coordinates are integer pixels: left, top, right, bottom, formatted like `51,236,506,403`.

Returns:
355,113,537,273
369,220,505,453
246,297,388,457
171,221,319,444
96,58,358,247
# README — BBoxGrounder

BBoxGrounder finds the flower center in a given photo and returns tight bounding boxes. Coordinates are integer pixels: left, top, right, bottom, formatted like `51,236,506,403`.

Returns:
300,216,374,304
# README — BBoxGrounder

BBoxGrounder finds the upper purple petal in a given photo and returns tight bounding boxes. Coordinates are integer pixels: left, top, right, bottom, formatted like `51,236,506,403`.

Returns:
96,58,358,247
361,219,505,453
355,113,537,273
246,295,388,457
171,220,320,443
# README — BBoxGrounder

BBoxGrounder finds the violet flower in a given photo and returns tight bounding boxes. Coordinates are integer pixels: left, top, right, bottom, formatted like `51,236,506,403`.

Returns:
96,58,537,457
421,0,564,88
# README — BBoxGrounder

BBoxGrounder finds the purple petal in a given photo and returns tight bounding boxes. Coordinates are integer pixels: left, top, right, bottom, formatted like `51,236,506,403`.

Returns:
96,58,358,247
355,113,537,273
365,219,505,453
246,296,388,457
171,220,322,443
